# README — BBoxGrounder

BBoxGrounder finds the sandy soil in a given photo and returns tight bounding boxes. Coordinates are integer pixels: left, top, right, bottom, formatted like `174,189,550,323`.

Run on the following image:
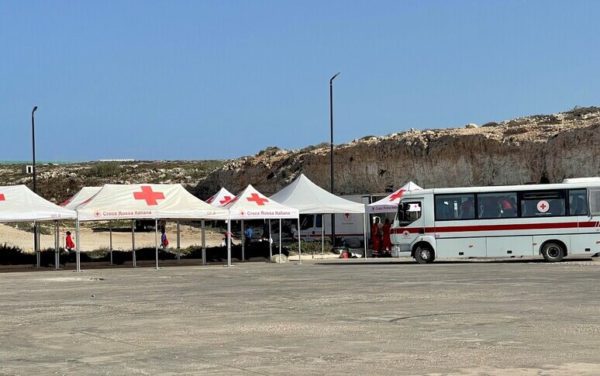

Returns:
0,223,235,252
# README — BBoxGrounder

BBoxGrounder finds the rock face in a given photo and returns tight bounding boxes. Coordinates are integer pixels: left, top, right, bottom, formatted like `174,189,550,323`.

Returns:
195,107,600,196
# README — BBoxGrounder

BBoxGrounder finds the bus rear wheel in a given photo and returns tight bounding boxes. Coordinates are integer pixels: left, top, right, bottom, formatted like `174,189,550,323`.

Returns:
414,245,435,264
541,242,565,262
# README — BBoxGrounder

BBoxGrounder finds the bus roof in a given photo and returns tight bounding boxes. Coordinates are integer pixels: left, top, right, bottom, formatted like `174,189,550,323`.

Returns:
398,179,600,197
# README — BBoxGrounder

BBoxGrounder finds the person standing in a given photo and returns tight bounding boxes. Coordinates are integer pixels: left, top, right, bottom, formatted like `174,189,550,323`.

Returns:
244,226,253,247
371,218,381,256
65,231,75,252
160,228,169,248
382,218,392,255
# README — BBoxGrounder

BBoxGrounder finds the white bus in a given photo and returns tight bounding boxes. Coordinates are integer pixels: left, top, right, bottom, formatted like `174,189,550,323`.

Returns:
391,178,600,263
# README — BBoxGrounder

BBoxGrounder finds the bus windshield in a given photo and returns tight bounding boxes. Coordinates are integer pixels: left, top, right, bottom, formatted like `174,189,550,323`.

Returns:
397,201,422,226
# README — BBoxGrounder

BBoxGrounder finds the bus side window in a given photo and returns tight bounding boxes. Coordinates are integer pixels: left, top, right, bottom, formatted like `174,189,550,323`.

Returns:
569,189,588,216
435,194,474,220
460,198,474,219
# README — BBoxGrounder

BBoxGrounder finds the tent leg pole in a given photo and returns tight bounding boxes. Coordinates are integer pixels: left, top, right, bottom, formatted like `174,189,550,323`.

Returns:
109,223,113,265
241,220,245,262
322,220,325,259
176,221,181,262
278,219,282,261
76,219,81,272
35,221,40,268
268,220,272,261
297,218,301,264
363,213,368,259
131,220,136,268
54,221,59,270
201,220,206,265
155,219,159,270
227,220,232,267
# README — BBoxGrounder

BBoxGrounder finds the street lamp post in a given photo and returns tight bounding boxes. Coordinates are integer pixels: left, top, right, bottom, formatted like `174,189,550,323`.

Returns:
329,73,340,247
32,106,38,192
31,106,39,267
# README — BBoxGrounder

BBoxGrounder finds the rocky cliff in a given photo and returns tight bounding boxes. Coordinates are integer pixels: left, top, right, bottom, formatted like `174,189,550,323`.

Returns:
2,107,599,202
194,106,600,197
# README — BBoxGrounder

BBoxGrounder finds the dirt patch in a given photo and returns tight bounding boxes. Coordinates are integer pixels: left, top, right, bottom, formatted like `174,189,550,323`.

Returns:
0,222,229,252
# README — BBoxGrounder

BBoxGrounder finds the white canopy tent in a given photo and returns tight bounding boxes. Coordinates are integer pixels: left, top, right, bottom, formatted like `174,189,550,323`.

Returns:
223,184,299,266
60,186,102,210
75,184,228,271
206,187,236,207
270,174,368,256
0,185,77,222
201,187,237,264
62,186,121,265
0,185,77,269
368,181,423,214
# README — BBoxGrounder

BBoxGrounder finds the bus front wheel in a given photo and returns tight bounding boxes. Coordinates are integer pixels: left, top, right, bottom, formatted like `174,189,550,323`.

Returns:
541,242,565,262
414,245,435,264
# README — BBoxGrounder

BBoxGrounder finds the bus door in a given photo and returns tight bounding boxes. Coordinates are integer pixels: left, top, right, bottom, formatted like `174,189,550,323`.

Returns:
393,201,424,253
571,188,600,255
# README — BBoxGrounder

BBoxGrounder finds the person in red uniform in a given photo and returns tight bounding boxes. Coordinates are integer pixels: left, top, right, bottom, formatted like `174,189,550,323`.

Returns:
382,218,392,255
371,217,381,256
65,231,75,252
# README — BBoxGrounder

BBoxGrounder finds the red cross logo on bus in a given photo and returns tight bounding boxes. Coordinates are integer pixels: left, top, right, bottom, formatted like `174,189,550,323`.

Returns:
247,193,268,206
389,189,406,201
220,195,234,205
537,200,549,213
0,193,5,201
133,186,165,206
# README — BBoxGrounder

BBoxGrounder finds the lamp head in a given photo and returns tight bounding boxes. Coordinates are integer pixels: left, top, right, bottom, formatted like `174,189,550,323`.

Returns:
32,106,38,114
330,72,340,83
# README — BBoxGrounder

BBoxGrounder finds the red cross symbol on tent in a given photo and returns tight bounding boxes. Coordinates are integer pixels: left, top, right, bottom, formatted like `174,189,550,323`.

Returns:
0,193,5,201
220,195,234,205
389,189,406,201
247,193,268,206
133,186,165,206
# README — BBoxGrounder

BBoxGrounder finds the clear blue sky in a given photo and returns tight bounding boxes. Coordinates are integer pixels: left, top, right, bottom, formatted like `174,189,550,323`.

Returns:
2,0,599,162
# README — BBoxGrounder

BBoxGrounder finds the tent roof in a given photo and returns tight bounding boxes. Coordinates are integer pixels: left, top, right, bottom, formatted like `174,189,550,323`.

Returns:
368,181,423,213
61,186,102,210
225,184,299,220
76,184,228,221
206,187,236,207
0,185,77,222
270,174,365,214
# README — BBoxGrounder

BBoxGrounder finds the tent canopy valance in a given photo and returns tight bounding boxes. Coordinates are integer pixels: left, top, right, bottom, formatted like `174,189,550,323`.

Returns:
225,184,299,220
75,184,228,221
270,174,365,214
0,185,76,222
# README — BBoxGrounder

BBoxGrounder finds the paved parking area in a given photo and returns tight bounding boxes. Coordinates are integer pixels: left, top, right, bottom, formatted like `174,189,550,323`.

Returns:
1,258,600,375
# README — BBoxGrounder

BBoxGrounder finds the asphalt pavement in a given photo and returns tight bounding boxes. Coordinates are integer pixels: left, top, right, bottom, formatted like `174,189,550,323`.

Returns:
1,258,599,375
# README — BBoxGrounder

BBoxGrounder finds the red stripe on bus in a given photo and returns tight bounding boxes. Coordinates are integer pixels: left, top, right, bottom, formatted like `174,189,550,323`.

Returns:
390,221,599,234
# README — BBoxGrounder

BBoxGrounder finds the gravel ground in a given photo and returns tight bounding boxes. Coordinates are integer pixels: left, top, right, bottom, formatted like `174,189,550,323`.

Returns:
0,258,599,375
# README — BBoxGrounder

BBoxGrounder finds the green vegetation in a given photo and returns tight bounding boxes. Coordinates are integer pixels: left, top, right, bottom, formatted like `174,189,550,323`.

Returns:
86,162,122,178
287,240,332,256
